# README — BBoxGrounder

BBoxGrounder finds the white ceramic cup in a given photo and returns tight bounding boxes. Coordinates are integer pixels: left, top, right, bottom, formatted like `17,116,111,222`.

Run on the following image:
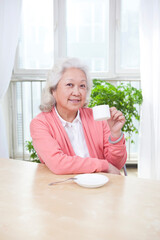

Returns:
92,105,110,121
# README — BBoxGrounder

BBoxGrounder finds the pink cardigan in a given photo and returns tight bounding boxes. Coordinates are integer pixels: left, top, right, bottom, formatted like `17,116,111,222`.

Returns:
30,107,127,174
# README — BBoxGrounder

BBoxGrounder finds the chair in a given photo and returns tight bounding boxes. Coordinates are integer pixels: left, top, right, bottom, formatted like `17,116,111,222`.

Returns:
123,164,127,176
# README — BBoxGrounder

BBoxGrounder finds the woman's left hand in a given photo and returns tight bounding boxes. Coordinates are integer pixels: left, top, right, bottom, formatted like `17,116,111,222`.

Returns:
107,107,125,138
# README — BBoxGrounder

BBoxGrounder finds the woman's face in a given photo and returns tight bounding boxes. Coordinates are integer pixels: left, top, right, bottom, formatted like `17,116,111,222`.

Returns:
52,67,88,120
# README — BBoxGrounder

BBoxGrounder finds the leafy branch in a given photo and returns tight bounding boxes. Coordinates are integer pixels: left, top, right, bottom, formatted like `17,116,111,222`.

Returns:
88,79,143,142
25,140,40,163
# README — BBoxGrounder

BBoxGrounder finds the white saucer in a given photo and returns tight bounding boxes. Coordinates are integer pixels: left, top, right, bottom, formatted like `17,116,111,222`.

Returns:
74,173,109,188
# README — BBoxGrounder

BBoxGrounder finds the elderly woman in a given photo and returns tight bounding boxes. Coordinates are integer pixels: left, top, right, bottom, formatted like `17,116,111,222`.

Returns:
30,58,127,175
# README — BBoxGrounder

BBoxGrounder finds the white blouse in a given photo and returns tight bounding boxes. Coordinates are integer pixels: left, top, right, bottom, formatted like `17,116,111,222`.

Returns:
55,108,90,158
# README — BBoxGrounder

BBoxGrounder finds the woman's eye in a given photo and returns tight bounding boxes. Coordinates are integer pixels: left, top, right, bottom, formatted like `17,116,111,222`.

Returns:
80,84,86,88
66,83,73,87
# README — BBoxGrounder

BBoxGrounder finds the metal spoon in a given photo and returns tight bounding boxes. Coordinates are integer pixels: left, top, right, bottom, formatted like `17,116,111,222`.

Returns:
49,177,77,186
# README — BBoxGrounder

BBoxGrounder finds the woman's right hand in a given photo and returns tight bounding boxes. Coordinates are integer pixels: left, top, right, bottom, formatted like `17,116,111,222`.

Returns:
108,163,121,175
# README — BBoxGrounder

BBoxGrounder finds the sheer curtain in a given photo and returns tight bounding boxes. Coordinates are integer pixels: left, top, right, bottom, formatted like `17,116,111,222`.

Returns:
0,0,22,158
138,0,160,180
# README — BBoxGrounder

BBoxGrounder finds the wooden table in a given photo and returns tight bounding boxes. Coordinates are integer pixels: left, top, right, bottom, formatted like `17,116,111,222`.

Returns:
0,158,160,240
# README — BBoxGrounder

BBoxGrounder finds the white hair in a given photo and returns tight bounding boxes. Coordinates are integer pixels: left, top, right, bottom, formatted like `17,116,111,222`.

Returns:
40,58,93,112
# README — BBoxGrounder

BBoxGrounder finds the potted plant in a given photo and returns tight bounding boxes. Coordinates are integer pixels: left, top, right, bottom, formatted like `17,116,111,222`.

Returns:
88,79,143,142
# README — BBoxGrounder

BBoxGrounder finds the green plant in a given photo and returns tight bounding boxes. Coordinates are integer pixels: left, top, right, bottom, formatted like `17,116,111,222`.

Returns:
25,140,40,163
88,79,143,142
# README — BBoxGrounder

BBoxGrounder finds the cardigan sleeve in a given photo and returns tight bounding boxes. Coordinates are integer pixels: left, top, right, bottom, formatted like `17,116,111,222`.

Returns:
30,117,109,175
102,120,127,170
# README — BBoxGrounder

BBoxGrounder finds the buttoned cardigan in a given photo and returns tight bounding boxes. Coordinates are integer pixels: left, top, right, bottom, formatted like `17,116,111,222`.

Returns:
30,107,127,174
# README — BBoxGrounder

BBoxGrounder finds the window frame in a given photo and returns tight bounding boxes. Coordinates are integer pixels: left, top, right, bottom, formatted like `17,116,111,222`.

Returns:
13,0,140,81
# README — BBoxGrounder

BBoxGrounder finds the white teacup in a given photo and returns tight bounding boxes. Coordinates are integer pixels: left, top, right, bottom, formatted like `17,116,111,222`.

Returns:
92,105,110,121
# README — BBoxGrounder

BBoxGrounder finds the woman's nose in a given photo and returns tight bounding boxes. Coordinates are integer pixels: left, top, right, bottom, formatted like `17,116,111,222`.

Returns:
72,86,80,95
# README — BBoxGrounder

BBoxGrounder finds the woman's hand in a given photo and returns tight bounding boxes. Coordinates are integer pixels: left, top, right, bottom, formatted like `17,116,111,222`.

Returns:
107,107,125,138
108,163,121,175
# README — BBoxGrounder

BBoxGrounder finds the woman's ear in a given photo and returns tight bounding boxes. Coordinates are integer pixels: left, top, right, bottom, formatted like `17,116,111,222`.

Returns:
50,86,56,98
52,90,56,97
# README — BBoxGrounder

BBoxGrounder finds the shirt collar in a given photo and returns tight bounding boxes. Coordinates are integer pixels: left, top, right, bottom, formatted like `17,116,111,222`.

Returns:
54,106,81,127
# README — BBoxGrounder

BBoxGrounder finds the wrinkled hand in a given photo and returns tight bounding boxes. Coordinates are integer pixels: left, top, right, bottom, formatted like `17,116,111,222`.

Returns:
107,107,125,138
108,163,121,175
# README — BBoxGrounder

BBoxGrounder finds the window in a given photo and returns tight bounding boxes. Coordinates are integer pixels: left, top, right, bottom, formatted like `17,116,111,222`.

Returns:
15,0,54,70
116,0,140,72
66,0,109,72
14,0,140,76
11,0,140,162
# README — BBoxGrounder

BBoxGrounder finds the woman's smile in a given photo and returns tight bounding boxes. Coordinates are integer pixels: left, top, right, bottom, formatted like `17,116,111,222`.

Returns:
68,99,81,103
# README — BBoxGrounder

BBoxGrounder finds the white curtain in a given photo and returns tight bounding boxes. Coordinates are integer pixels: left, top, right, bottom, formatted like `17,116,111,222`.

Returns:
138,0,160,180
0,0,22,158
